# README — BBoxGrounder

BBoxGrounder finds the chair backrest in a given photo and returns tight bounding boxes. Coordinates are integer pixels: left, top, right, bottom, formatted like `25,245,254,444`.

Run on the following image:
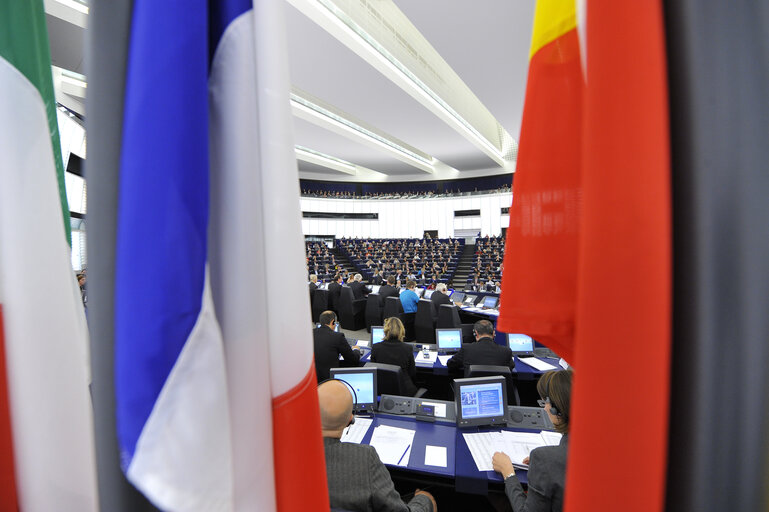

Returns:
365,293,383,331
382,296,404,319
465,364,520,406
415,299,436,343
311,289,329,323
436,304,461,328
365,361,408,396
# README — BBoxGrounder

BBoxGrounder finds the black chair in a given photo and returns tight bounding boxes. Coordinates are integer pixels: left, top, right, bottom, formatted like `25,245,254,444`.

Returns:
382,296,404,320
415,300,436,343
338,286,366,331
465,364,520,406
401,312,416,342
364,294,383,332
436,304,475,344
311,289,329,323
365,362,427,398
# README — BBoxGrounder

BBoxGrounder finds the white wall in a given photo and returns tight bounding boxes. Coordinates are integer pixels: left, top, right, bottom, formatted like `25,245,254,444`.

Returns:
300,192,512,238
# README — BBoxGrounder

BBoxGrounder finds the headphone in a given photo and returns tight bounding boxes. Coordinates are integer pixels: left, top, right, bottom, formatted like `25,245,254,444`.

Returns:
318,377,358,426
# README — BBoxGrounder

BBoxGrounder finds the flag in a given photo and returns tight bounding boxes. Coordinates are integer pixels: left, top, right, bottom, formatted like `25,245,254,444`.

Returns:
0,1,98,510
497,0,584,363
114,0,329,509
565,2,671,511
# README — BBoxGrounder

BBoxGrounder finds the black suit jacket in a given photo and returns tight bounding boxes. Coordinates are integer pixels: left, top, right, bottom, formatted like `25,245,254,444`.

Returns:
430,291,451,319
328,281,343,309
309,281,318,304
313,326,360,381
371,275,384,286
350,281,370,300
370,339,417,396
378,284,399,302
447,337,514,372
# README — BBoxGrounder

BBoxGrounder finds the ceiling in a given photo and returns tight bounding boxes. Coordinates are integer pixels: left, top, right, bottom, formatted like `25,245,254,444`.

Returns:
46,0,536,183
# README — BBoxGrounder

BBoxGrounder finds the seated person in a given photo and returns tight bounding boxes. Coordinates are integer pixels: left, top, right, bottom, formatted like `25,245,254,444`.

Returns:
430,283,452,318
399,280,420,314
327,274,344,311
350,273,370,300
318,380,436,512
446,320,514,371
370,317,418,396
313,311,361,382
378,275,399,302
309,273,318,303
492,370,572,512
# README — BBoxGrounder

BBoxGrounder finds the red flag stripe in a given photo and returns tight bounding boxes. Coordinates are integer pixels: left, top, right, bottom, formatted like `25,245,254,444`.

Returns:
272,364,328,511
0,306,18,509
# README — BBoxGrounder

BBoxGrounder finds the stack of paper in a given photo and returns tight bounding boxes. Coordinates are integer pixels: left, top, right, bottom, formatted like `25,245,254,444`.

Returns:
369,425,416,467
437,355,452,367
340,417,373,444
462,430,562,471
517,356,558,371
415,350,438,367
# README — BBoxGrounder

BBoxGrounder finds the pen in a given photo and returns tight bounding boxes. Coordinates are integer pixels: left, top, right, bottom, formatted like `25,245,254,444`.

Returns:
397,444,411,465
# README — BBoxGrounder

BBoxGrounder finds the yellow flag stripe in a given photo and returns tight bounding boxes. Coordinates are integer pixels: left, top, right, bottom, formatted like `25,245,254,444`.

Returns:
529,0,578,59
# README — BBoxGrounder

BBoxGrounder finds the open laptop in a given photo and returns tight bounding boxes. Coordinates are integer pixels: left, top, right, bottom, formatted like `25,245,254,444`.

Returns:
435,328,462,354
507,333,535,356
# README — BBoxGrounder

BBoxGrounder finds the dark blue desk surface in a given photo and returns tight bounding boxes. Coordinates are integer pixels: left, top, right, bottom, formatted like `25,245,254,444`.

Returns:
354,411,531,493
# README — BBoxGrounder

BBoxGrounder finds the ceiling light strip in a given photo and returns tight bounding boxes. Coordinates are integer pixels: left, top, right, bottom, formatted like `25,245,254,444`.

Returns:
316,0,505,160
295,145,357,172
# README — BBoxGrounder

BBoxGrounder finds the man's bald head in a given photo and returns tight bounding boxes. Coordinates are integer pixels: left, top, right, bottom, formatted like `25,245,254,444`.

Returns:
318,380,353,437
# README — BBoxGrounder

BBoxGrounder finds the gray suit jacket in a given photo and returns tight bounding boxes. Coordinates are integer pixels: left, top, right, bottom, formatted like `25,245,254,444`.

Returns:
504,434,568,512
323,437,433,512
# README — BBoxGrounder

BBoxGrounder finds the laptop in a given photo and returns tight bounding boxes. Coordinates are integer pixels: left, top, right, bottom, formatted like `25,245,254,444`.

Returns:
507,333,535,356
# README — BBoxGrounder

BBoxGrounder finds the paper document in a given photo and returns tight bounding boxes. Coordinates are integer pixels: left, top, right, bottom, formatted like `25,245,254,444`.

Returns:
518,357,558,372
463,430,560,471
485,309,500,316
415,350,438,366
369,425,416,467
421,401,447,418
558,358,569,369
340,417,373,444
356,339,370,348
424,445,447,467
437,355,452,367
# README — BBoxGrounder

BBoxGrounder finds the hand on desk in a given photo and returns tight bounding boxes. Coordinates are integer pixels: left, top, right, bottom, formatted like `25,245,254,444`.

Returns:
492,452,515,478
414,489,437,511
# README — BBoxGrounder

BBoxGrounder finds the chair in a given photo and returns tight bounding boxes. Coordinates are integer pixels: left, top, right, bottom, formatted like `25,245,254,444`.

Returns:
436,304,475,344
365,362,427,398
311,289,329,323
364,294,383,332
382,296,404,320
401,312,416,342
414,300,436,343
338,286,366,331
465,364,520,406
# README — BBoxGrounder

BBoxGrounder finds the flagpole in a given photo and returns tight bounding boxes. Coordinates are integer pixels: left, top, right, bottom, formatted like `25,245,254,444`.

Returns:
86,1,157,509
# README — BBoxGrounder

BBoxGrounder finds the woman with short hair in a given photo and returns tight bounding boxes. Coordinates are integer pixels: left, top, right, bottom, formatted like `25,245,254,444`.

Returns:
370,317,418,396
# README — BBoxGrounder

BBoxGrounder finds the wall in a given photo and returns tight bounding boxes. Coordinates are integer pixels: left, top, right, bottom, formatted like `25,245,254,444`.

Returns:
300,192,512,238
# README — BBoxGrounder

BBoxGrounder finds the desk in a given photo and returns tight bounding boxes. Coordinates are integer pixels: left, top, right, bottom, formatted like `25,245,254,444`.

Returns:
355,411,530,495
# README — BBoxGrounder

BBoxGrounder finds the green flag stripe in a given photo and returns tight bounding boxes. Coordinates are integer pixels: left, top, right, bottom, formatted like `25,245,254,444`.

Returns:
0,0,72,245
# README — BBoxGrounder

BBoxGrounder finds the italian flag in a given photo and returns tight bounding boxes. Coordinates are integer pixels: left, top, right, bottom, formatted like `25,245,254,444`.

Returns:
0,1,97,510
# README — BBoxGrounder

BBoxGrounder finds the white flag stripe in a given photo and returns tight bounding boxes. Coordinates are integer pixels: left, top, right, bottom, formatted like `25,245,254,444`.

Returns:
208,10,278,510
0,58,98,511
127,269,233,511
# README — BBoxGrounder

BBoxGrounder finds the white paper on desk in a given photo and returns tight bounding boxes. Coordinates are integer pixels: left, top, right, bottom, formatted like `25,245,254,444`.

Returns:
356,339,370,348
517,356,558,372
424,445,447,467
369,425,415,467
485,309,500,316
340,417,373,444
499,431,548,468
558,357,569,369
437,355,452,367
540,430,562,446
415,350,438,365
462,431,502,471
421,401,447,418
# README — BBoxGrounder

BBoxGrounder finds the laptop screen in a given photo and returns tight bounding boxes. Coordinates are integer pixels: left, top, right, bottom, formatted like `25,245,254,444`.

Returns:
483,296,499,309
507,333,534,355
371,326,385,345
436,328,462,350
329,367,378,412
423,289,434,299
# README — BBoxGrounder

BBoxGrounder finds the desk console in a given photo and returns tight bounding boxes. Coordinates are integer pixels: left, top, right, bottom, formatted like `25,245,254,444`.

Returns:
508,406,555,430
378,395,457,423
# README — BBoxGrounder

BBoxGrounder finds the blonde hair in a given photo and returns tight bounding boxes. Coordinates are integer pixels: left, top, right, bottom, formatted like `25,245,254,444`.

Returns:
383,316,405,342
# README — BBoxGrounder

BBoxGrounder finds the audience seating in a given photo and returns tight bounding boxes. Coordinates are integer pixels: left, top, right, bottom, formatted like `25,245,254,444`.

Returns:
465,364,520,406
338,286,366,331
365,362,427,398
414,300,436,343
436,304,475,344
364,294,383,333
311,289,329,323
382,296,404,320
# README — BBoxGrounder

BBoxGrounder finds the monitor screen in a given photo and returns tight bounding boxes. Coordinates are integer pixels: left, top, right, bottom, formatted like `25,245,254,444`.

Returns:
454,376,508,427
464,294,477,304
483,296,499,309
371,326,385,345
451,291,465,303
423,289,435,299
329,367,378,412
507,333,534,355
370,285,381,294
436,328,462,351
315,322,340,333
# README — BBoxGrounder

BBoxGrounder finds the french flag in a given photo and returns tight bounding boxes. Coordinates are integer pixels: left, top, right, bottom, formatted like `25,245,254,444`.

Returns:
115,1,329,510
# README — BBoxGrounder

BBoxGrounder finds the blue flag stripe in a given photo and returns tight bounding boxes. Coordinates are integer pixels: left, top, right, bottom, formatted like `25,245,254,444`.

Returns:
115,0,210,465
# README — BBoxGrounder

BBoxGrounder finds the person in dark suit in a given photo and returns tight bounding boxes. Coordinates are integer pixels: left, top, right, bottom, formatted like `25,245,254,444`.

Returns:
371,268,384,285
446,319,514,371
350,273,370,300
430,282,451,319
378,275,399,302
492,370,572,512
318,379,436,512
370,317,418,396
327,274,343,312
309,274,318,305
313,311,361,382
